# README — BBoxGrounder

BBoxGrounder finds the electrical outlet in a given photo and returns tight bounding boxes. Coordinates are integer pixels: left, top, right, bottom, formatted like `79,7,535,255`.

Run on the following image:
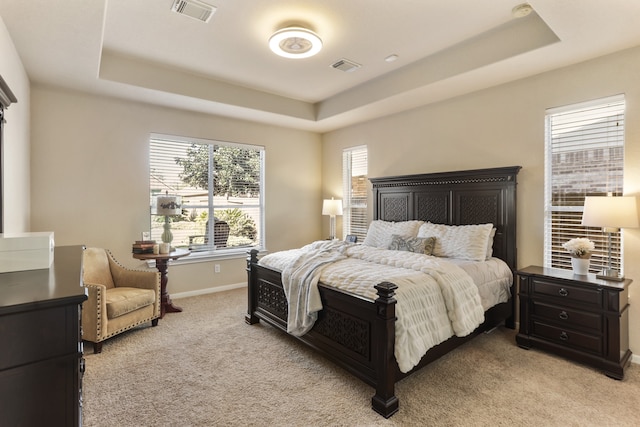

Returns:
214,264,220,273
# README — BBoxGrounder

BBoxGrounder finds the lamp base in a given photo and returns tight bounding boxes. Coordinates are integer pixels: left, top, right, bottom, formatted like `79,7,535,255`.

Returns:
596,269,625,282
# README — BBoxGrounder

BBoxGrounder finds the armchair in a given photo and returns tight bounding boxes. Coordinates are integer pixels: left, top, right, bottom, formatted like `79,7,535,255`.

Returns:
82,247,161,353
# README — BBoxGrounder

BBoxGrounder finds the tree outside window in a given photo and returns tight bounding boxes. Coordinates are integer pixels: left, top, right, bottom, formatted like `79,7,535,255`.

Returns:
150,135,264,255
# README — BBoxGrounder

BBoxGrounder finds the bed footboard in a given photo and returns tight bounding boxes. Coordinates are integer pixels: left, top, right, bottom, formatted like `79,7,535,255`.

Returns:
245,249,400,418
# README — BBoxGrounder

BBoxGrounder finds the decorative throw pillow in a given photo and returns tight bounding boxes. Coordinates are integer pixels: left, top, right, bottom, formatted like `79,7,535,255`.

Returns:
388,235,436,255
417,222,494,261
362,220,424,249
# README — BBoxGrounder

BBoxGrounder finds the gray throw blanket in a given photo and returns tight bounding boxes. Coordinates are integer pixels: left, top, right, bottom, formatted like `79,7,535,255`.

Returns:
281,240,348,336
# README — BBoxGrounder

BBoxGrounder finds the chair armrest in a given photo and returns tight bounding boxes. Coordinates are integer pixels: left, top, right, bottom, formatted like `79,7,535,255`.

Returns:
82,282,108,342
112,267,160,292
107,253,161,318
107,250,161,291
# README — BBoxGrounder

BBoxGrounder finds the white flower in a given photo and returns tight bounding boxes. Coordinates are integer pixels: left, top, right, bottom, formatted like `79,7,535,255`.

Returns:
562,238,595,258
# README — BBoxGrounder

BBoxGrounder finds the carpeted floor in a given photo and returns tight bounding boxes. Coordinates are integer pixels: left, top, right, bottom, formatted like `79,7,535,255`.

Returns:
82,287,640,426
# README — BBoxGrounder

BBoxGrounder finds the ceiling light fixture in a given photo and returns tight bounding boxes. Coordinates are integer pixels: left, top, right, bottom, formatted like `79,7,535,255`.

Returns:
269,27,322,59
512,3,533,18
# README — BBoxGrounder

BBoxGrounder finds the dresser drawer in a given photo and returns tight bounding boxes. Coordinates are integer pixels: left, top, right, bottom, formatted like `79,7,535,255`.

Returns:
532,321,602,355
531,301,602,333
531,278,602,309
0,305,78,371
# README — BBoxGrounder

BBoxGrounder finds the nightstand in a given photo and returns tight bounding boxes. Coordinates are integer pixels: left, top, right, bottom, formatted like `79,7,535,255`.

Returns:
516,265,632,379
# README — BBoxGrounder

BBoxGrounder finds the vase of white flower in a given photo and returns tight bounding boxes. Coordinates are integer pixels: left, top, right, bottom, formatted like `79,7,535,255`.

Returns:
570,257,590,275
562,238,595,275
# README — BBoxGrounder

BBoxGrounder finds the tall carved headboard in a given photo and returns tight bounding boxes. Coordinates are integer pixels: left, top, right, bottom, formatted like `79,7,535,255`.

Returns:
370,166,521,271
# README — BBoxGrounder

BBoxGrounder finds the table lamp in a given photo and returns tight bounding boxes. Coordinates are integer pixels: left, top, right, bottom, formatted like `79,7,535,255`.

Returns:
154,192,182,246
581,195,638,281
322,198,343,240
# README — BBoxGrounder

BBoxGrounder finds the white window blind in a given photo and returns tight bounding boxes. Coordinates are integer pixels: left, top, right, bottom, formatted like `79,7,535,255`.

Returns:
149,134,265,256
544,95,625,273
342,146,368,241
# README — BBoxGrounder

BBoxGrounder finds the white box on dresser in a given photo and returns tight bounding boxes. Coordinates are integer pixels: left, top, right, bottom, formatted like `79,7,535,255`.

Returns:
0,232,54,273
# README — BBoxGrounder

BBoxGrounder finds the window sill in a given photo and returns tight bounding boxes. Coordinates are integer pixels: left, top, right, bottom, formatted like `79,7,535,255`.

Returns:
143,247,266,267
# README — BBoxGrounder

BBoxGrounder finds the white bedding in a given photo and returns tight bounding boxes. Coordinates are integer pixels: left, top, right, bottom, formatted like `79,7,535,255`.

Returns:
259,241,512,373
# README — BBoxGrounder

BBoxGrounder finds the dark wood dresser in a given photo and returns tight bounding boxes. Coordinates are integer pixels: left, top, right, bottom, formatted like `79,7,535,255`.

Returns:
516,265,631,379
0,245,87,426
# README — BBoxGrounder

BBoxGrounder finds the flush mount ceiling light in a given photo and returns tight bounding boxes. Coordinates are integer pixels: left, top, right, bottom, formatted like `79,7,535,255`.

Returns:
512,3,533,18
269,27,323,59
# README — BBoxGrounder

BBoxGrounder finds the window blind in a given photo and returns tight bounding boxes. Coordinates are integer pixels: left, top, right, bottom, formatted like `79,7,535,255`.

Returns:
544,95,625,273
150,134,264,255
342,146,368,241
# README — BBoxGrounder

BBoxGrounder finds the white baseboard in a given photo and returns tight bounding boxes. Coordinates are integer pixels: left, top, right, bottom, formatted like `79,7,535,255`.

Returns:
171,282,246,299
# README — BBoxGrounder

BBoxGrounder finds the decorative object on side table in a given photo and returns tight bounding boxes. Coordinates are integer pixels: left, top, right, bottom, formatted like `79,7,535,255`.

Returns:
581,195,639,281
562,237,594,275
153,191,183,249
322,197,343,240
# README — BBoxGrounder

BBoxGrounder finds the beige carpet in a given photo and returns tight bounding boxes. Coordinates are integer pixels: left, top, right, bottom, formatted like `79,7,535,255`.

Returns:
83,288,640,426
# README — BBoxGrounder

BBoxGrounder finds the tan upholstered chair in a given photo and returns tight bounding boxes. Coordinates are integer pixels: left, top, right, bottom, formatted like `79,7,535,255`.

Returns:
82,247,161,353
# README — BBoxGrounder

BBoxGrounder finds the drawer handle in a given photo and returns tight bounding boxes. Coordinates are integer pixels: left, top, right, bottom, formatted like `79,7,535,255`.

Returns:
559,311,569,320
559,331,569,341
558,288,569,297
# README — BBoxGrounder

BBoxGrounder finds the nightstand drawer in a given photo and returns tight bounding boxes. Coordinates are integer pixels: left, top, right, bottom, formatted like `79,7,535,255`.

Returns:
532,321,602,355
531,278,601,308
532,301,602,333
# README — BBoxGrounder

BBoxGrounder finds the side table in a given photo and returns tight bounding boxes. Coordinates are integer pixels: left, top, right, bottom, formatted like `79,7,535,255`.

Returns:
516,265,632,379
133,249,190,318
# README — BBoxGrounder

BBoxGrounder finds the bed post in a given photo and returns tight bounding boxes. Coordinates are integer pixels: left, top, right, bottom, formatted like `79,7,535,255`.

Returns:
245,249,259,325
371,281,399,418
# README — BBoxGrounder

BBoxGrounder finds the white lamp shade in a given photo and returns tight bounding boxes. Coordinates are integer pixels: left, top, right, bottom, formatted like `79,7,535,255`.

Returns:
322,199,343,216
581,196,639,229
155,195,182,216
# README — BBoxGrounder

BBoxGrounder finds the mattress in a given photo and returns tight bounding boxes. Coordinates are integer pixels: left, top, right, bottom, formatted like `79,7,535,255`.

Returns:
259,241,513,372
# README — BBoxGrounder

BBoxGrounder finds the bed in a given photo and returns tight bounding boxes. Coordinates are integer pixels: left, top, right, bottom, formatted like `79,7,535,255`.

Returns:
245,166,521,417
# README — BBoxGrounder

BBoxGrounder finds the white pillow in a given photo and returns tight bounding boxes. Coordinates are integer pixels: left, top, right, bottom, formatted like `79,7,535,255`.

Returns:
417,222,494,261
362,220,424,249
486,228,496,260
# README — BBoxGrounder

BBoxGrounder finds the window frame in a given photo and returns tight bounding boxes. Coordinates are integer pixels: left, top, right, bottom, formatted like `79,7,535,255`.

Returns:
149,133,265,262
342,145,368,241
543,95,626,274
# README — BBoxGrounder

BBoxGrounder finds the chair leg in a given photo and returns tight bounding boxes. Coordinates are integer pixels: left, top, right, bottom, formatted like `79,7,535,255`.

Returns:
93,342,103,354
152,318,159,327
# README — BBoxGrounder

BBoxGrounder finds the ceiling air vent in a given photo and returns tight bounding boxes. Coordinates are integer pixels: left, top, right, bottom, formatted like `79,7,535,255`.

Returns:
331,58,361,73
171,0,216,23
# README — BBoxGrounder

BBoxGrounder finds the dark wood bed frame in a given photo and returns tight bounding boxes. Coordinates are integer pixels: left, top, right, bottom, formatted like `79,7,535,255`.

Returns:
246,166,521,417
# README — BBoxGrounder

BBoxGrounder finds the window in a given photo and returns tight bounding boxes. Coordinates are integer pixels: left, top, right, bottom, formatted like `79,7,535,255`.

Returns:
342,146,368,241
149,134,265,257
544,95,625,273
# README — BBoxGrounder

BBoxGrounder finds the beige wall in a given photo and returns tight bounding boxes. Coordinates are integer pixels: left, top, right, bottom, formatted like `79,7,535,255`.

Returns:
29,86,322,294
6,9,640,361
322,45,640,357
0,16,30,233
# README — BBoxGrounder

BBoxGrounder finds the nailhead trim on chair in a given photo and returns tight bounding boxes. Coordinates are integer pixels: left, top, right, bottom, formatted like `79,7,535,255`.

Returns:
103,315,157,339
95,285,103,337
107,249,156,274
